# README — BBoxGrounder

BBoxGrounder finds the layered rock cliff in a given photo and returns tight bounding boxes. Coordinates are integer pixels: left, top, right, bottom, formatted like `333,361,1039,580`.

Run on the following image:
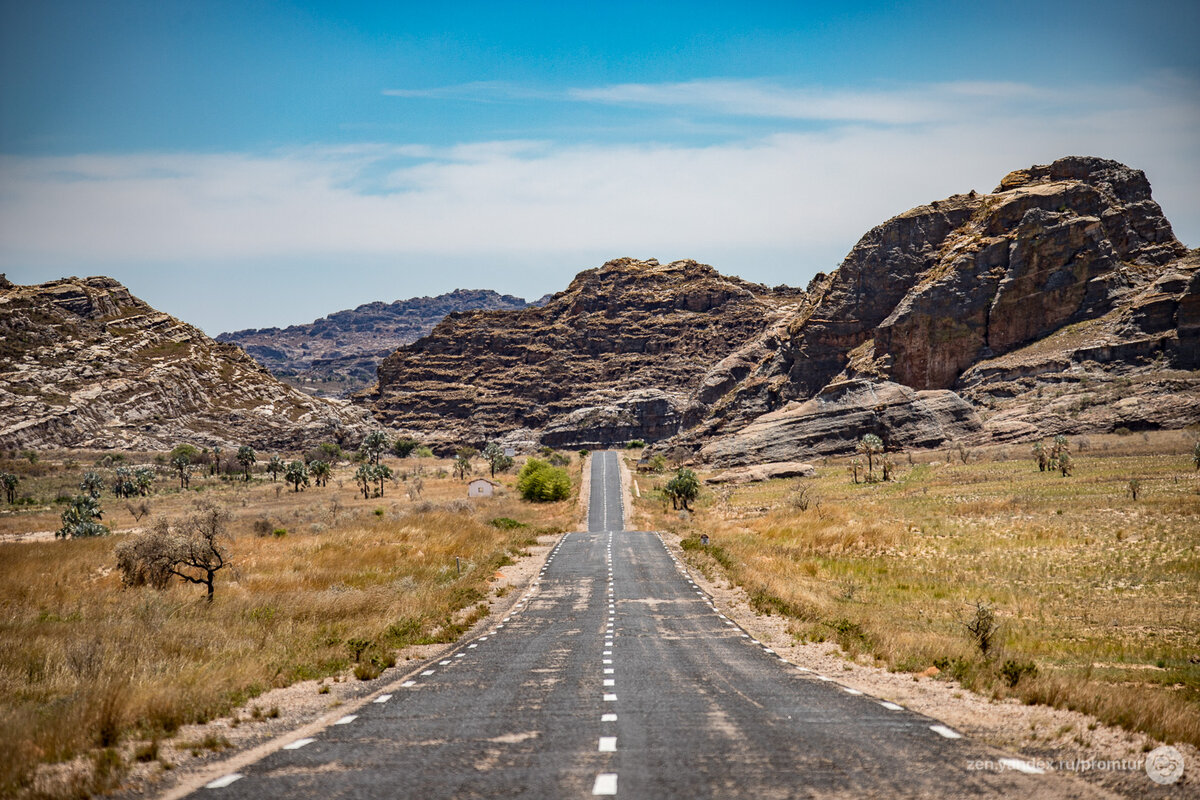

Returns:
360,258,804,449
685,157,1197,465
0,275,375,451
217,289,536,396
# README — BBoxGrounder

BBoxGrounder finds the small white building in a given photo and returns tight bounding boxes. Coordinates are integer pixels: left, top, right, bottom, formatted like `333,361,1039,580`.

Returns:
467,478,499,498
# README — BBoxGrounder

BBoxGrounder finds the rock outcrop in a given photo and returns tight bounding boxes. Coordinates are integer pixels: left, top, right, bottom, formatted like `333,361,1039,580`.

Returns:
705,462,817,485
699,380,983,467
0,276,375,451
361,258,804,450
671,157,1197,465
217,289,535,396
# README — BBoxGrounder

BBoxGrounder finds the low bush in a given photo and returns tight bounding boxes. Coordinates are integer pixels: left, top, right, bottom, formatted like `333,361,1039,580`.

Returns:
516,459,570,502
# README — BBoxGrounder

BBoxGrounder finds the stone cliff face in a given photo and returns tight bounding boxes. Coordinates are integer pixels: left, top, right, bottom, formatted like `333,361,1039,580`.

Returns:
875,158,1184,391
217,289,534,396
361,258,804,450
672,157,1197,466
0,276,374,451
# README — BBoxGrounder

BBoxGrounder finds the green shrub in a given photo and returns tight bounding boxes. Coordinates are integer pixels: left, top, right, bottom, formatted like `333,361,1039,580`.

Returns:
354,661,381,681
516,459,571,502
625,440,646,449
489,517,526,530
1000,659,1038,687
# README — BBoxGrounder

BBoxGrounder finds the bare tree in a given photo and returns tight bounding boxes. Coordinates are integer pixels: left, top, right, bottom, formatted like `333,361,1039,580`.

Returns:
116,502,231,603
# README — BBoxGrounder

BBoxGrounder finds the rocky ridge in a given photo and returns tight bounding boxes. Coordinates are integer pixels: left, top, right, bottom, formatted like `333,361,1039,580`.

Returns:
361,258,804,450
217,289,537,396
686,157,1198,465
358,156,1196,464
0,275,375,451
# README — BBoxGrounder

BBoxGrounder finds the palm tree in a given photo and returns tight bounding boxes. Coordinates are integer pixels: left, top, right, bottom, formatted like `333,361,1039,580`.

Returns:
284,460,309,492
309,459,331,487
665,468,700,511
171,455,193,489
79,471,105,499
134,466,155,496
266,455,284,482
360,431,389,466
1,472,19,504
236,446,256,481
375,464,393,497
483,442,513,477
355,464,373,499
856,434,884,481
1032,441,1049,472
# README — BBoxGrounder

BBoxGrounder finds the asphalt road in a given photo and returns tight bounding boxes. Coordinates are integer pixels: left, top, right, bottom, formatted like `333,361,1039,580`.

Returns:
192,451,1104,799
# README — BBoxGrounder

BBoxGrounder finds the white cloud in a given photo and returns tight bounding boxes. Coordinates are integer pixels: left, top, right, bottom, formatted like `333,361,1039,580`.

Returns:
1,78,1197,287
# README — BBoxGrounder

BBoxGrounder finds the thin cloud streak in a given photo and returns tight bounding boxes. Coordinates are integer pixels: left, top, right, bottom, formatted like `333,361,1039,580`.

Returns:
2,80,1197,280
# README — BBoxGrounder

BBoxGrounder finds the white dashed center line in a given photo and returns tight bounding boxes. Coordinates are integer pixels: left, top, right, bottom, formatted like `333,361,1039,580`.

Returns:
602,713,617,722
592,773,618,795
334,715,357,725
880,701,904,711
283,738,315,750
373,694,392,703
205,774,243,789
598,736,617,752
930,725,963,739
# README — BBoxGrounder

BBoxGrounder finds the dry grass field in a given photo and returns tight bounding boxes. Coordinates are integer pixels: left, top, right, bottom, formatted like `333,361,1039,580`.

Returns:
0,448,581,797
631,430,1200,750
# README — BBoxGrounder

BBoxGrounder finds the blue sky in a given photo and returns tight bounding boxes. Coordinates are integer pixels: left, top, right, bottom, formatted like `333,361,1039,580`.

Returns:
2,1,1198,333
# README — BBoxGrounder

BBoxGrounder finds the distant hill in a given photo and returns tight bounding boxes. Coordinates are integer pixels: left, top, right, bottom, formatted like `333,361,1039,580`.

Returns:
217,289,538,396
359,258,806,451
0,275,375,451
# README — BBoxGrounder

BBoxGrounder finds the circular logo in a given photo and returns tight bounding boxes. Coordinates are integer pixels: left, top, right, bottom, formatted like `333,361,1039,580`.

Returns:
1145,745,1185,785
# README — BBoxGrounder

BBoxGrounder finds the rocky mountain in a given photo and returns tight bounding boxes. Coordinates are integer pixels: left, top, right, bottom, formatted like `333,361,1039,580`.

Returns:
0,275,375,451
360,156,1197,464
217,289,536,396
359,258,805,450
687,156,1198,465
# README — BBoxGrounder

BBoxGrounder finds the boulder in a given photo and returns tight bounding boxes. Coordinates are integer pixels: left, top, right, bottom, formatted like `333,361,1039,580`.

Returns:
705,462,817,484
699,379,983,467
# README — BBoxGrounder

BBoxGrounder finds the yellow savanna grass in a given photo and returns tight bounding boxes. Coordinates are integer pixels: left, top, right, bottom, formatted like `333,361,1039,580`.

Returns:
0,453,580,796
636,431,1200,747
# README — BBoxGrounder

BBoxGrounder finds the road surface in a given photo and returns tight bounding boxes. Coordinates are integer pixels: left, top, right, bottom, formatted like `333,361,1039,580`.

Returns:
191,451,1103,799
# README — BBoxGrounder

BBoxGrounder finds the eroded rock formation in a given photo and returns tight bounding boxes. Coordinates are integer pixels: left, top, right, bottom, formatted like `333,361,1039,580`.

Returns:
0,276,374,451
360,258,804,450
680,156,1197,465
